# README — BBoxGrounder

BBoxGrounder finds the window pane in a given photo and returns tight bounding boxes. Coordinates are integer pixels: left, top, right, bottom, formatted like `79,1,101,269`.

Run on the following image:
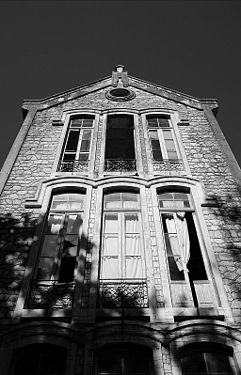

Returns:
102,257,119,279
165,139,176,150
163,130,173,139
51,201,69,210
78,153,89,161
206,352,233,374
46,214,64,234
147,117,158,127
66,214,82,233
149,130,159,140
65,130,79,151
58,257,76,282
158,118,170,127
41,235,59,257
126,256,142,278
104,193,122,209
126,236,140,256
125,214,139,233
37,257,56,280
62,235,78,257
167,150,178,160
181,352,207,374
63,153,75,162
82,118,94,127
71,118,83,127
105,215,119,233
82,129,92,139
103,236,119,256
80,139,91,151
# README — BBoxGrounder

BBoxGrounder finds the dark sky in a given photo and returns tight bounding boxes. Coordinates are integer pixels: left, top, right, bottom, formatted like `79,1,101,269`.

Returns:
1,0,241,169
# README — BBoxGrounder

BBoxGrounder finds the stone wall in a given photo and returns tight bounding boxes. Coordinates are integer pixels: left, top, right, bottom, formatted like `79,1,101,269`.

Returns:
0,84,241,321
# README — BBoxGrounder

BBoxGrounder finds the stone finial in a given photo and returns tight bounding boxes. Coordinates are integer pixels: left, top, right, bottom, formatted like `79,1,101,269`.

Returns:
112,65,129,87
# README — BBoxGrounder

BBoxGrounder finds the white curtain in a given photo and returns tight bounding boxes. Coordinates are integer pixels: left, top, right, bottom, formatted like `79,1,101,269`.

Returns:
125,215,142,278
165,213,190,271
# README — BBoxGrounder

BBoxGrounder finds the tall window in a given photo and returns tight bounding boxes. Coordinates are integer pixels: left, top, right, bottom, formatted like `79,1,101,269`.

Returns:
105,115,136,172
180,346,234,375
147,114,178,161
158,190,214,307
101,191,145,279
95,346,153,375
10,344,67,375
60,115,94,171
36,192,85,283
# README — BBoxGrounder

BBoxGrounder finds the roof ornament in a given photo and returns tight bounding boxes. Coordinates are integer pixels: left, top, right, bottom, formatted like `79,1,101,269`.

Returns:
112,65,129,87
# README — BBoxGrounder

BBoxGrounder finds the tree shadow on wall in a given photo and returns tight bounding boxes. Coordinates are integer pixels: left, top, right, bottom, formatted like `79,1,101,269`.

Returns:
0,212,38,320
209,193,241,313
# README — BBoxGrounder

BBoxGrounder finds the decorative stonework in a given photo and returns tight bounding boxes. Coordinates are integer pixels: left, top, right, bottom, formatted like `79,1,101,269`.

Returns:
138,116,149,173
106,88,135,102
81,188,98,308
153,159,184,172
94,117,103,178
145,188,165,307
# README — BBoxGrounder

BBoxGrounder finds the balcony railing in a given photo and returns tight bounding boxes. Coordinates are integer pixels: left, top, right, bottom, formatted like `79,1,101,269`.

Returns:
104,158,136,172
58,160,89,172
26,281,75,309
98,279,148,308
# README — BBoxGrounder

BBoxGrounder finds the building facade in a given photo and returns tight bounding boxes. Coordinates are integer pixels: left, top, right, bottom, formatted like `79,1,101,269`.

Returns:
1,65,241,375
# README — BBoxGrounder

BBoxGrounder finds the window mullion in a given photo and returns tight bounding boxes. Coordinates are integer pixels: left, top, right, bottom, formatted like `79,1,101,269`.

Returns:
54,213,67,281
159,129,168,159
120,212,124,279
204,353,210,375
76,128,83,161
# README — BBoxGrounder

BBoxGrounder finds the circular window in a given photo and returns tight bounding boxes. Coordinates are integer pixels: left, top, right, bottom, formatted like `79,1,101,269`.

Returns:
106,88,135,101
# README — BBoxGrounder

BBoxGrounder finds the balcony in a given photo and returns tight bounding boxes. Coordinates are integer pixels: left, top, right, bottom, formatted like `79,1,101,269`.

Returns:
26,281,75,309
104,158,136,172
98,279,148,308
58,160,89,172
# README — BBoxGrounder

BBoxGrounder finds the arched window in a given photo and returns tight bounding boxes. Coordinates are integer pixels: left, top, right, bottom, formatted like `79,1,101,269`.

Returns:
101,191,144,279
180,345,234,375
147,114,178,162
158,189,215,308
10,344,67,375
99,191,148,308
95,346,153,375
59,115,95,172
27,191,85,308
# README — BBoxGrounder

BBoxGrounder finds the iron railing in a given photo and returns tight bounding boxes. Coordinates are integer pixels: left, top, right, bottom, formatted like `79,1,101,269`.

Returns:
98,279,148,308
26,281,75,309
104,158,136,172
58,160,89,172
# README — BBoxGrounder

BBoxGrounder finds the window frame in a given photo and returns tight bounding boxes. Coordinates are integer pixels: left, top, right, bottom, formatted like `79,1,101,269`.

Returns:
100,191,146,281
146,114,180,162
157,189,216,308
179,344,236,375
35,192,85,284
61,115,95,164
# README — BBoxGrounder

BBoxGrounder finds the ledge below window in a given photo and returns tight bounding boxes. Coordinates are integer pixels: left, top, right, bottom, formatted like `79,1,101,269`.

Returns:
58,160,89,172
104,158,136,173
25,281,75,310
153,159,184,172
